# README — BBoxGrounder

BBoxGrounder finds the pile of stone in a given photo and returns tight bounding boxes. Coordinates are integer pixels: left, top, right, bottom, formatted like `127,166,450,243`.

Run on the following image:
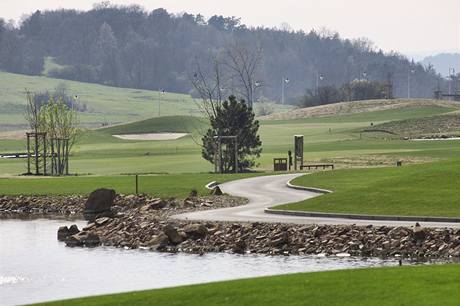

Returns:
0,195,85,215
0,190,244,218
64,205,460,258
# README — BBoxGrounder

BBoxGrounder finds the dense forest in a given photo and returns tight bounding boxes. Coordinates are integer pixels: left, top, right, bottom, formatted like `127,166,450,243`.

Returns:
0,3,453,103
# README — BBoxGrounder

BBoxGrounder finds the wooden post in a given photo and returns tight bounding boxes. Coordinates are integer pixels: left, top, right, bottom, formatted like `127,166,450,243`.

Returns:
34,133,39,175
43,136,47,176
219,139,223,174
50,139,55,175
26,133,31,174
57,139,62,175
214,140,218,174
135,175,139,194
65,139,69,175
234,136,238,173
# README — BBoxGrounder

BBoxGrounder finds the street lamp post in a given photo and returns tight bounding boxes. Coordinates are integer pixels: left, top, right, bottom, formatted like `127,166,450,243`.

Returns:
407,69,415,99
316,72,324,95
449,68,456,100
281,77,289,105
158,89,165,117
251,81,261,107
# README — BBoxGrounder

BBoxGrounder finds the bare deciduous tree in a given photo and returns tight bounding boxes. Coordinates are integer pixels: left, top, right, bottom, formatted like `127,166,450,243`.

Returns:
189,40,263,114
222,41,263,108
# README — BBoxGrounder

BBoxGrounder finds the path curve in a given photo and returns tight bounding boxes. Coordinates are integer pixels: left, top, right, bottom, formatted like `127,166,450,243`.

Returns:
174,174,460,228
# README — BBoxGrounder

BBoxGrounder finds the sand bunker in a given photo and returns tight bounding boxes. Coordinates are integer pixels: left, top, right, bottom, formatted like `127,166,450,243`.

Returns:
112,133,188,140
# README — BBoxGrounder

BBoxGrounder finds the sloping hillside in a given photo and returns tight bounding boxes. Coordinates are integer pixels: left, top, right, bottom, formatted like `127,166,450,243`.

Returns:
0,71,198,131
366,112,460,137
262,99,460,120
100,116,208,135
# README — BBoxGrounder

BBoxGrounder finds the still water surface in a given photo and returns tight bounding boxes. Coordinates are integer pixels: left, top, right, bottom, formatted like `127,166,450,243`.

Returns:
1,219,398,305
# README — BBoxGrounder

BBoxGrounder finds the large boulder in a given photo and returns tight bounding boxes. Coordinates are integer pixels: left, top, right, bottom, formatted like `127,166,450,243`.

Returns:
164,224,183,245
84,188,116,221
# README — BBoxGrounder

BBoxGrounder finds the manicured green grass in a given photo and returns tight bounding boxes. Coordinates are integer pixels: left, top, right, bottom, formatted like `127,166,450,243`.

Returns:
36,264,460,306
276,158,460,217
0,172,262,197
3,105,460,176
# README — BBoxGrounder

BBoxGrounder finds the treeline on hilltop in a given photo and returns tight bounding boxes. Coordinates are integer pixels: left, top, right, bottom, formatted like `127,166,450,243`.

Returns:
0,2,449,103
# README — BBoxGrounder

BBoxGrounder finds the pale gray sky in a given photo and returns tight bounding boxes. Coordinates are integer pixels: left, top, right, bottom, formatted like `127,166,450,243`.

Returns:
1,0,459,58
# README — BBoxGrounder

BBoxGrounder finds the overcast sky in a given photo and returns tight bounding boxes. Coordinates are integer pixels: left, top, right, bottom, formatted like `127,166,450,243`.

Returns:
1,0,459,59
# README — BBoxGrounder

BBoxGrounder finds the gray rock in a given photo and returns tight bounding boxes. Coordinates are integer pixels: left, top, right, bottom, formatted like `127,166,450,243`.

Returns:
184,224,208,240
57,226,69,241
65,231,100,247
164,224,183,245
84,189,116,221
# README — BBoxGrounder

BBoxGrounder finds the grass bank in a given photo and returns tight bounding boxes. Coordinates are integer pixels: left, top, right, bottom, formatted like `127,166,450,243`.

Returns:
36,264,460,306
276,158,460,217
0,173,261,198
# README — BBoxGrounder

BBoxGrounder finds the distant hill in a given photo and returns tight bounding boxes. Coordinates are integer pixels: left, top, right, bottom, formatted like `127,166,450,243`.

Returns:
421,53,460,77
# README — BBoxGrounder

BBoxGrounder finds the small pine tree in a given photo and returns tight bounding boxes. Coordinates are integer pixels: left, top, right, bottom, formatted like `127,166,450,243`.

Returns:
202,95,262,172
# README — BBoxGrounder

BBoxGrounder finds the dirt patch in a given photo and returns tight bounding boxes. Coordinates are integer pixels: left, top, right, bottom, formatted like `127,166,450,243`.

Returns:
262,99,460,120
112,133,188,140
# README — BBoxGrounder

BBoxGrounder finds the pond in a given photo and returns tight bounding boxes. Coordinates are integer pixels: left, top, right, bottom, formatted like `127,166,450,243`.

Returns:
1,218,399,305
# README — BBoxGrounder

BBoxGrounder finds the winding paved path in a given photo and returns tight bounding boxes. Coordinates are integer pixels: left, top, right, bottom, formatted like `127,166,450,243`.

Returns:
174,174,460,228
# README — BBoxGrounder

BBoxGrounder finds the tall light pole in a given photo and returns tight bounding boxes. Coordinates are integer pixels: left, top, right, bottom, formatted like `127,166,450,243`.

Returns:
158,89,165,117
251,81,261,107
449,67,456,100
407,69,415,99
316,72,324,95
281,77,289,104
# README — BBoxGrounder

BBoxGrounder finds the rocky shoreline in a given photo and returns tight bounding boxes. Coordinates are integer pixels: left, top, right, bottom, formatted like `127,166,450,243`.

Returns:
2,194,460,259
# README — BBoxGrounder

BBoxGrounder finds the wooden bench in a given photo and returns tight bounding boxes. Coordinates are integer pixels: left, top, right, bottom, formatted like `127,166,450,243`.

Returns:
300,164,334,170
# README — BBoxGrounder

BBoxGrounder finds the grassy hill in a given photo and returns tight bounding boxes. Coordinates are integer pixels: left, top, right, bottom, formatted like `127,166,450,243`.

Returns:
262,99,460,120
0,71,293,132
365,112,460,137
0,71,199,131
100,116,208,135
